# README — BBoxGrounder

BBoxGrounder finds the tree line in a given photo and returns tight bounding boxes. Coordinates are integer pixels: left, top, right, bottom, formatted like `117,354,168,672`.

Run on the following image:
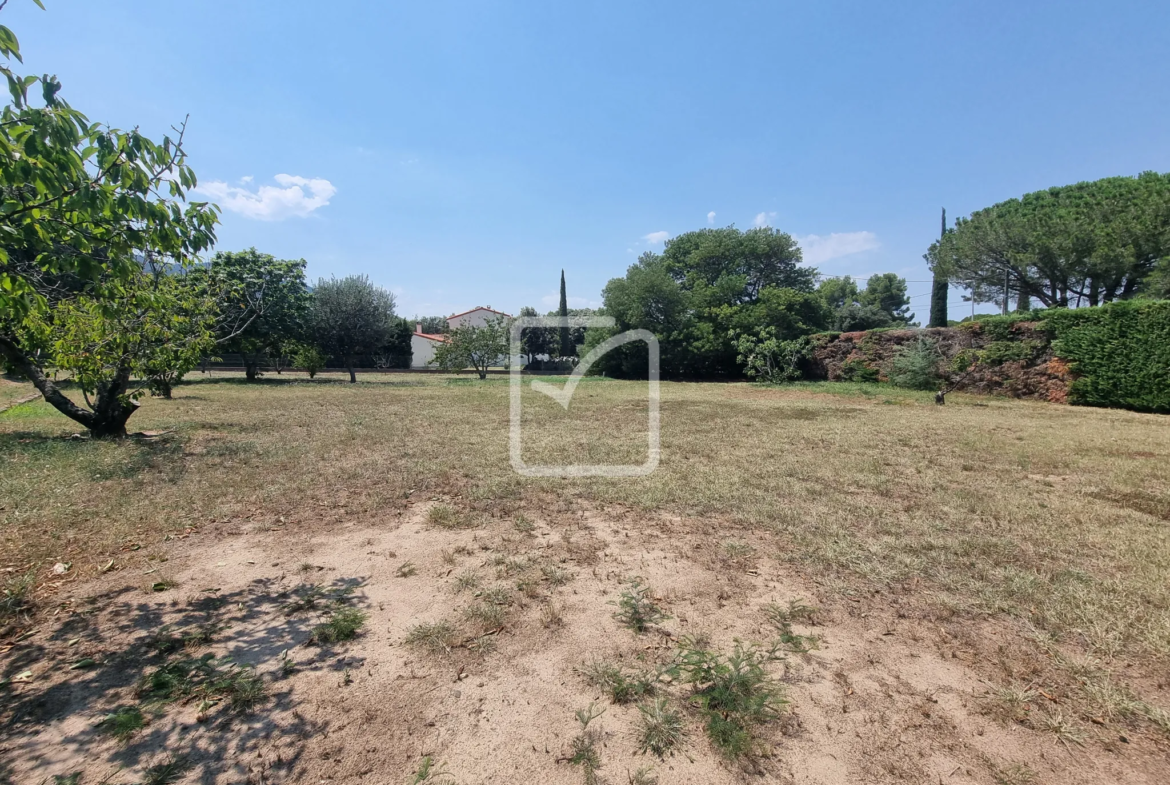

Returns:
576,227,914,379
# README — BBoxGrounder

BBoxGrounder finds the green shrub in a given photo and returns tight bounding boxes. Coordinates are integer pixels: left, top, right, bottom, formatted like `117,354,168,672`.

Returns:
613,579,669,633
1045,300,1170,413
886,335,941,390
979,340,1038,366
839,357,879,383
674,639,787,759
292,343,328,379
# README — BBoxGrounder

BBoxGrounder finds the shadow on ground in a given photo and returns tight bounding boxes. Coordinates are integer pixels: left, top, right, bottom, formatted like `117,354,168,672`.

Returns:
0,575,368,784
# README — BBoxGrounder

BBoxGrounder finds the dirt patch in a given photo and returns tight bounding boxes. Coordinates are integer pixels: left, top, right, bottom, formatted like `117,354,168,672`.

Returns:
4,505,1167,785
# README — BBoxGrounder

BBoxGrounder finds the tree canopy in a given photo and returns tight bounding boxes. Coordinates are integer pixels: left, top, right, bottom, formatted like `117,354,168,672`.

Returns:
588,227,832,378
310,275,398,382
202,248,309,380
0,7,221,435
927,172,1170,308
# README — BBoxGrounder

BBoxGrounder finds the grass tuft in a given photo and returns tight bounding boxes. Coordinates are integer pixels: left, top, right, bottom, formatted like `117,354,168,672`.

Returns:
312,607,367,644
427,504,476,530
579,660,657,705
0,571,34,634
613,578,668,633
405,620,460,654
142,754,191,785
636,698,686,758
453,570,481,593
98,705,146,742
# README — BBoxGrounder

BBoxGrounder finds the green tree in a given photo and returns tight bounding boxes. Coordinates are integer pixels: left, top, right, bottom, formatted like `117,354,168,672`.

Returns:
860,273,913,324
927,172,1170,308
413,315,447,334
558,269,571,357
887,335,942,390
518,305,552,367
660,226,815,300
1139,258,1170,300
817,276,860,309
310,275,397,383
201,248,309,380
375,317,413,368
929,208,949,327
431,315,510,379
0,7,221,436
592,227,821,378
818,274,912,331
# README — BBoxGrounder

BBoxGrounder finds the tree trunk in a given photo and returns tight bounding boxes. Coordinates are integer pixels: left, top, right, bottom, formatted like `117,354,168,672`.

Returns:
0,335,139,437
244,355,260,381
348,363,356,383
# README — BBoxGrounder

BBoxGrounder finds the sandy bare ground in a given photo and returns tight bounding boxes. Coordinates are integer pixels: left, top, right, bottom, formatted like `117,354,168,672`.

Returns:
3,503,1166,785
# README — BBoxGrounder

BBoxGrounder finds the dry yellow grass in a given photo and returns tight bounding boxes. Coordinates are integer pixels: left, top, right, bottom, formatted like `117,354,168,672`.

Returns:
3,372,1169,705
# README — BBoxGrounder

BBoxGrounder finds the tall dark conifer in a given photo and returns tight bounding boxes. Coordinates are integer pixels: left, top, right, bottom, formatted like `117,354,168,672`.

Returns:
558,269,572,357
929,207,949,327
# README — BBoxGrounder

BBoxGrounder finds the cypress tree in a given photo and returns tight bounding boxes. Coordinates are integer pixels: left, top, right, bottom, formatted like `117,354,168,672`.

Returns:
558,269,572,357
929,207,949,327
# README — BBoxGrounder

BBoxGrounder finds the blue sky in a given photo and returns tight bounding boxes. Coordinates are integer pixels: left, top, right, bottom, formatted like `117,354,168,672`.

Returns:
8,1,1169,320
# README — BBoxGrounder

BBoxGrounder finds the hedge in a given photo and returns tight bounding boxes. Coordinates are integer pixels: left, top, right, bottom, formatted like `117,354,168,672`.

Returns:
1044,300,1170,414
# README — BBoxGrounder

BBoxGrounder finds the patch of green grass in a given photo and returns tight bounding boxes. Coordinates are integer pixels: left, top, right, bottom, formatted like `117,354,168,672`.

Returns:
636,698,685,759
992,763,1037,785
312,607,367,644
142,754,191,785
613,579,668,633
513,513,536,534
763,600,820,653
409,755,457,784
628,767,658,785
541,565,573,586
405,620,460,654
720,540,755,561
480,585,513,606
98,705,146,741
427,504,475,530
453,570,481,593
282,583,329,614
579,660,657,705
567,704,606,785
145,621,225,656
137,653,267,714
464,602,507,631
1,571,35,633
675,638,787,760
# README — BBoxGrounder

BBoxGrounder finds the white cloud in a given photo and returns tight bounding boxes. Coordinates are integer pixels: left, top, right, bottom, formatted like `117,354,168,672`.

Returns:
753,211,777,228
238,175,253,184
642,230,669,245
797,231,880,265
707,211,716,225
195,173,337,221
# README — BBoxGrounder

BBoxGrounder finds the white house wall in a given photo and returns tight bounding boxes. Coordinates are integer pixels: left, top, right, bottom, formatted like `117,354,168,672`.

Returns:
411,335,441,368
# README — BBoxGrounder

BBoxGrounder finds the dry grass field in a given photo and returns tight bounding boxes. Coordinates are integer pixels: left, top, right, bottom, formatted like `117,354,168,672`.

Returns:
1,373,1168,784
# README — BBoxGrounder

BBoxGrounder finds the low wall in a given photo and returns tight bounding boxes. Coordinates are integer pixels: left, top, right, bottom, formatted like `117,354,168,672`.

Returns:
808,322,1074,403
